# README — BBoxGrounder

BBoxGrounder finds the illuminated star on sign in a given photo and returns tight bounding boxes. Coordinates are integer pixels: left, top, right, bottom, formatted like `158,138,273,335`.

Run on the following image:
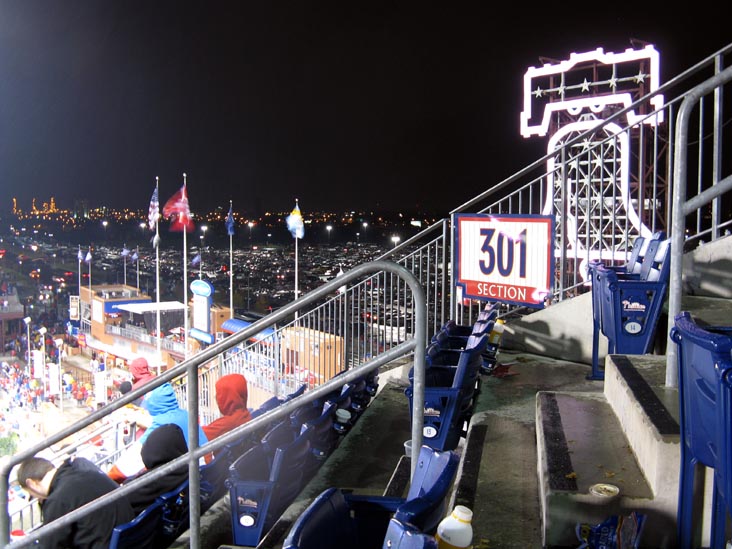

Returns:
608,75,618,89
581,78,591,92
634,71,647,83
533,86,544,98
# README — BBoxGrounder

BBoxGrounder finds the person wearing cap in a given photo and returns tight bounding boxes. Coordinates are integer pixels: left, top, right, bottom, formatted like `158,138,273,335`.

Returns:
16,455,135,548
203,373,252,440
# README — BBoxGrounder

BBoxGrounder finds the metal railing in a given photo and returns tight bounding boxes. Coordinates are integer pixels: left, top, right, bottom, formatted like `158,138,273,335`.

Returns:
1,260,427,548
666,62,732,387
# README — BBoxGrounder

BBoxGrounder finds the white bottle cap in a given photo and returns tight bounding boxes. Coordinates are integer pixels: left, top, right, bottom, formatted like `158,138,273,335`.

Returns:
453,505,473,522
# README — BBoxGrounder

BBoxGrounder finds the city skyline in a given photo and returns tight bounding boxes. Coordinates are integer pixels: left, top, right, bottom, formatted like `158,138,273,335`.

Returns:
1,3,729,215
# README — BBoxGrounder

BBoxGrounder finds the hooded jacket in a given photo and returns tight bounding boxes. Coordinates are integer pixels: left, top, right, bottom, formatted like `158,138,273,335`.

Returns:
202,373,253,440
139,382,208,448
126,424,189,514
130,357,155,391
38,457,135,548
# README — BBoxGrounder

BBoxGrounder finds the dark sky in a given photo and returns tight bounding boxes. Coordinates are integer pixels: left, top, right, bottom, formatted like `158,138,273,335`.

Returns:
1,2,729,216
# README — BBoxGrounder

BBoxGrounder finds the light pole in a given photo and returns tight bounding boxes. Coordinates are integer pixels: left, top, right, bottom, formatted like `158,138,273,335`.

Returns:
200,225,208,278
326,225,332,243
102,220,108,237
362,222,368,242
37,326,47,399
391,235,401,248
23,316,31,375
248,222,254,242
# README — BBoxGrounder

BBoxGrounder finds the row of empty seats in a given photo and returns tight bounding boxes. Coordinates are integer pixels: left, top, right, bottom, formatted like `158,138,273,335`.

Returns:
405,303,499,451
227,370,379,547
588,231,671,380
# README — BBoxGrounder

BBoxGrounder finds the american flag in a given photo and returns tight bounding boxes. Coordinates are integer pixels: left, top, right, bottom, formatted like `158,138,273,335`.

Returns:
148,185,160,231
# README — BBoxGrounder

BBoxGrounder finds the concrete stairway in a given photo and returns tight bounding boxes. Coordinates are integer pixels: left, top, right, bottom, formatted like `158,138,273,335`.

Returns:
536,355,679,547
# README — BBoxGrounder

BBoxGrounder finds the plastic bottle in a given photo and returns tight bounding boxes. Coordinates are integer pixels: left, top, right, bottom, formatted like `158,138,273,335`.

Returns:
435,505,473,549
488,319,505,346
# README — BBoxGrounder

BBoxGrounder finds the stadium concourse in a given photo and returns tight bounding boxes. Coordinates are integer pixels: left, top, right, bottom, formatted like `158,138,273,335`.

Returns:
0,351,110,458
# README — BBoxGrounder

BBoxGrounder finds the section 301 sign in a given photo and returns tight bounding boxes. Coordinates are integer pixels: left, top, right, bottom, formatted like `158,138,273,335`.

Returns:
453,213,555,308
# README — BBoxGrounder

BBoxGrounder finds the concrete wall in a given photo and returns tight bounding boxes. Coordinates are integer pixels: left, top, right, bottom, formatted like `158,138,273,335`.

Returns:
502,235,732,365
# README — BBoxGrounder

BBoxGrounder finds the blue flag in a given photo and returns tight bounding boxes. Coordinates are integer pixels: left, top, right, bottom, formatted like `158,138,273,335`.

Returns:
77,247,84,262
191,253,201,267
286,199,304,239
225,202,235,236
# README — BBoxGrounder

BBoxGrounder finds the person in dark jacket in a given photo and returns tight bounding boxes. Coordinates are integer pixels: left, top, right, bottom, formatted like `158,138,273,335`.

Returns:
125,423,189,514
16,455,135,548
203,373,252,440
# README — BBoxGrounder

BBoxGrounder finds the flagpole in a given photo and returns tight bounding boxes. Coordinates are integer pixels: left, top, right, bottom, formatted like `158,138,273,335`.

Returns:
123,243,127,286
136,246,140,289
183,173,189,359
77,246,82,297
154,177,162,375
88,248,92,292
229,201,234,318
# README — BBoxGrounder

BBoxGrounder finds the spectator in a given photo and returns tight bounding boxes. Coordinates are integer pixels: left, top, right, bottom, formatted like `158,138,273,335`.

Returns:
203,373,252,440
125,423,189,514
16,455,135,548
129,357,155,392
108,383,209,482
140,382,208,449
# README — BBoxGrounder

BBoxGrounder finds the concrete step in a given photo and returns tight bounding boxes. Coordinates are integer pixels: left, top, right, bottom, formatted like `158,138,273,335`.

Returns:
604,355,679,510
536,390,676,548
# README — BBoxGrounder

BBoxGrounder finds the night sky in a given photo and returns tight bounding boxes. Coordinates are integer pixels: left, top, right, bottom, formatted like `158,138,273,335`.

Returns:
1,2,728,216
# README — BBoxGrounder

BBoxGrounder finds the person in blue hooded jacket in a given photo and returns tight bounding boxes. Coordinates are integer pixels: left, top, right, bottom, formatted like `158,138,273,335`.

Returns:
139,382,209,448
107,382,210,483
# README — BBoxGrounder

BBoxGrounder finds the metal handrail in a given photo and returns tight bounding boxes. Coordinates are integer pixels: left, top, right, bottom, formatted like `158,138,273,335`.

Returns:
666,63,732,387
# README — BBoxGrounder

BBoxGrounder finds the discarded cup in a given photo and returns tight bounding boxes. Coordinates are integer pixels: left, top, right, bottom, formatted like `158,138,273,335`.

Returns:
403,439,412,457
10,529,25,539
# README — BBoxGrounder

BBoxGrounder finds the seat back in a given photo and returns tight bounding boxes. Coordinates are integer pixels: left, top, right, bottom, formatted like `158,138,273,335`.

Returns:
109,499,165,549
156,478,190,546
282,487,357,549
451,334,488,390
397,446,460,533
672,312,732,470
671,311,732,547
382,518,438,549
200,445,235,513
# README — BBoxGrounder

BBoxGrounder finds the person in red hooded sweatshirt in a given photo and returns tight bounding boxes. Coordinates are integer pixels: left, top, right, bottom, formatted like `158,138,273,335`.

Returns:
202,373,252,441
130,357,155,392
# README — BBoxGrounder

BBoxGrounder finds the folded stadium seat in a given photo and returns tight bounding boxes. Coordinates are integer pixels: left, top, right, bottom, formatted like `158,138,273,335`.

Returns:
405,334,488,451
282,445,458,549
227,425,312,547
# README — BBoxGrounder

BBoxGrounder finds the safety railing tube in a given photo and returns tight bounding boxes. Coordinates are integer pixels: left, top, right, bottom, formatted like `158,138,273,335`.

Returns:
0,260,426,548
666,63,732,388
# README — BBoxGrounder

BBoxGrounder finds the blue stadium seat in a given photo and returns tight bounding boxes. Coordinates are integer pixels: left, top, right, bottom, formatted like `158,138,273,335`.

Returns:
227,423,312,547
282,445,458,549
405,335,487,451
109,499,165,549
671,311,732,549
